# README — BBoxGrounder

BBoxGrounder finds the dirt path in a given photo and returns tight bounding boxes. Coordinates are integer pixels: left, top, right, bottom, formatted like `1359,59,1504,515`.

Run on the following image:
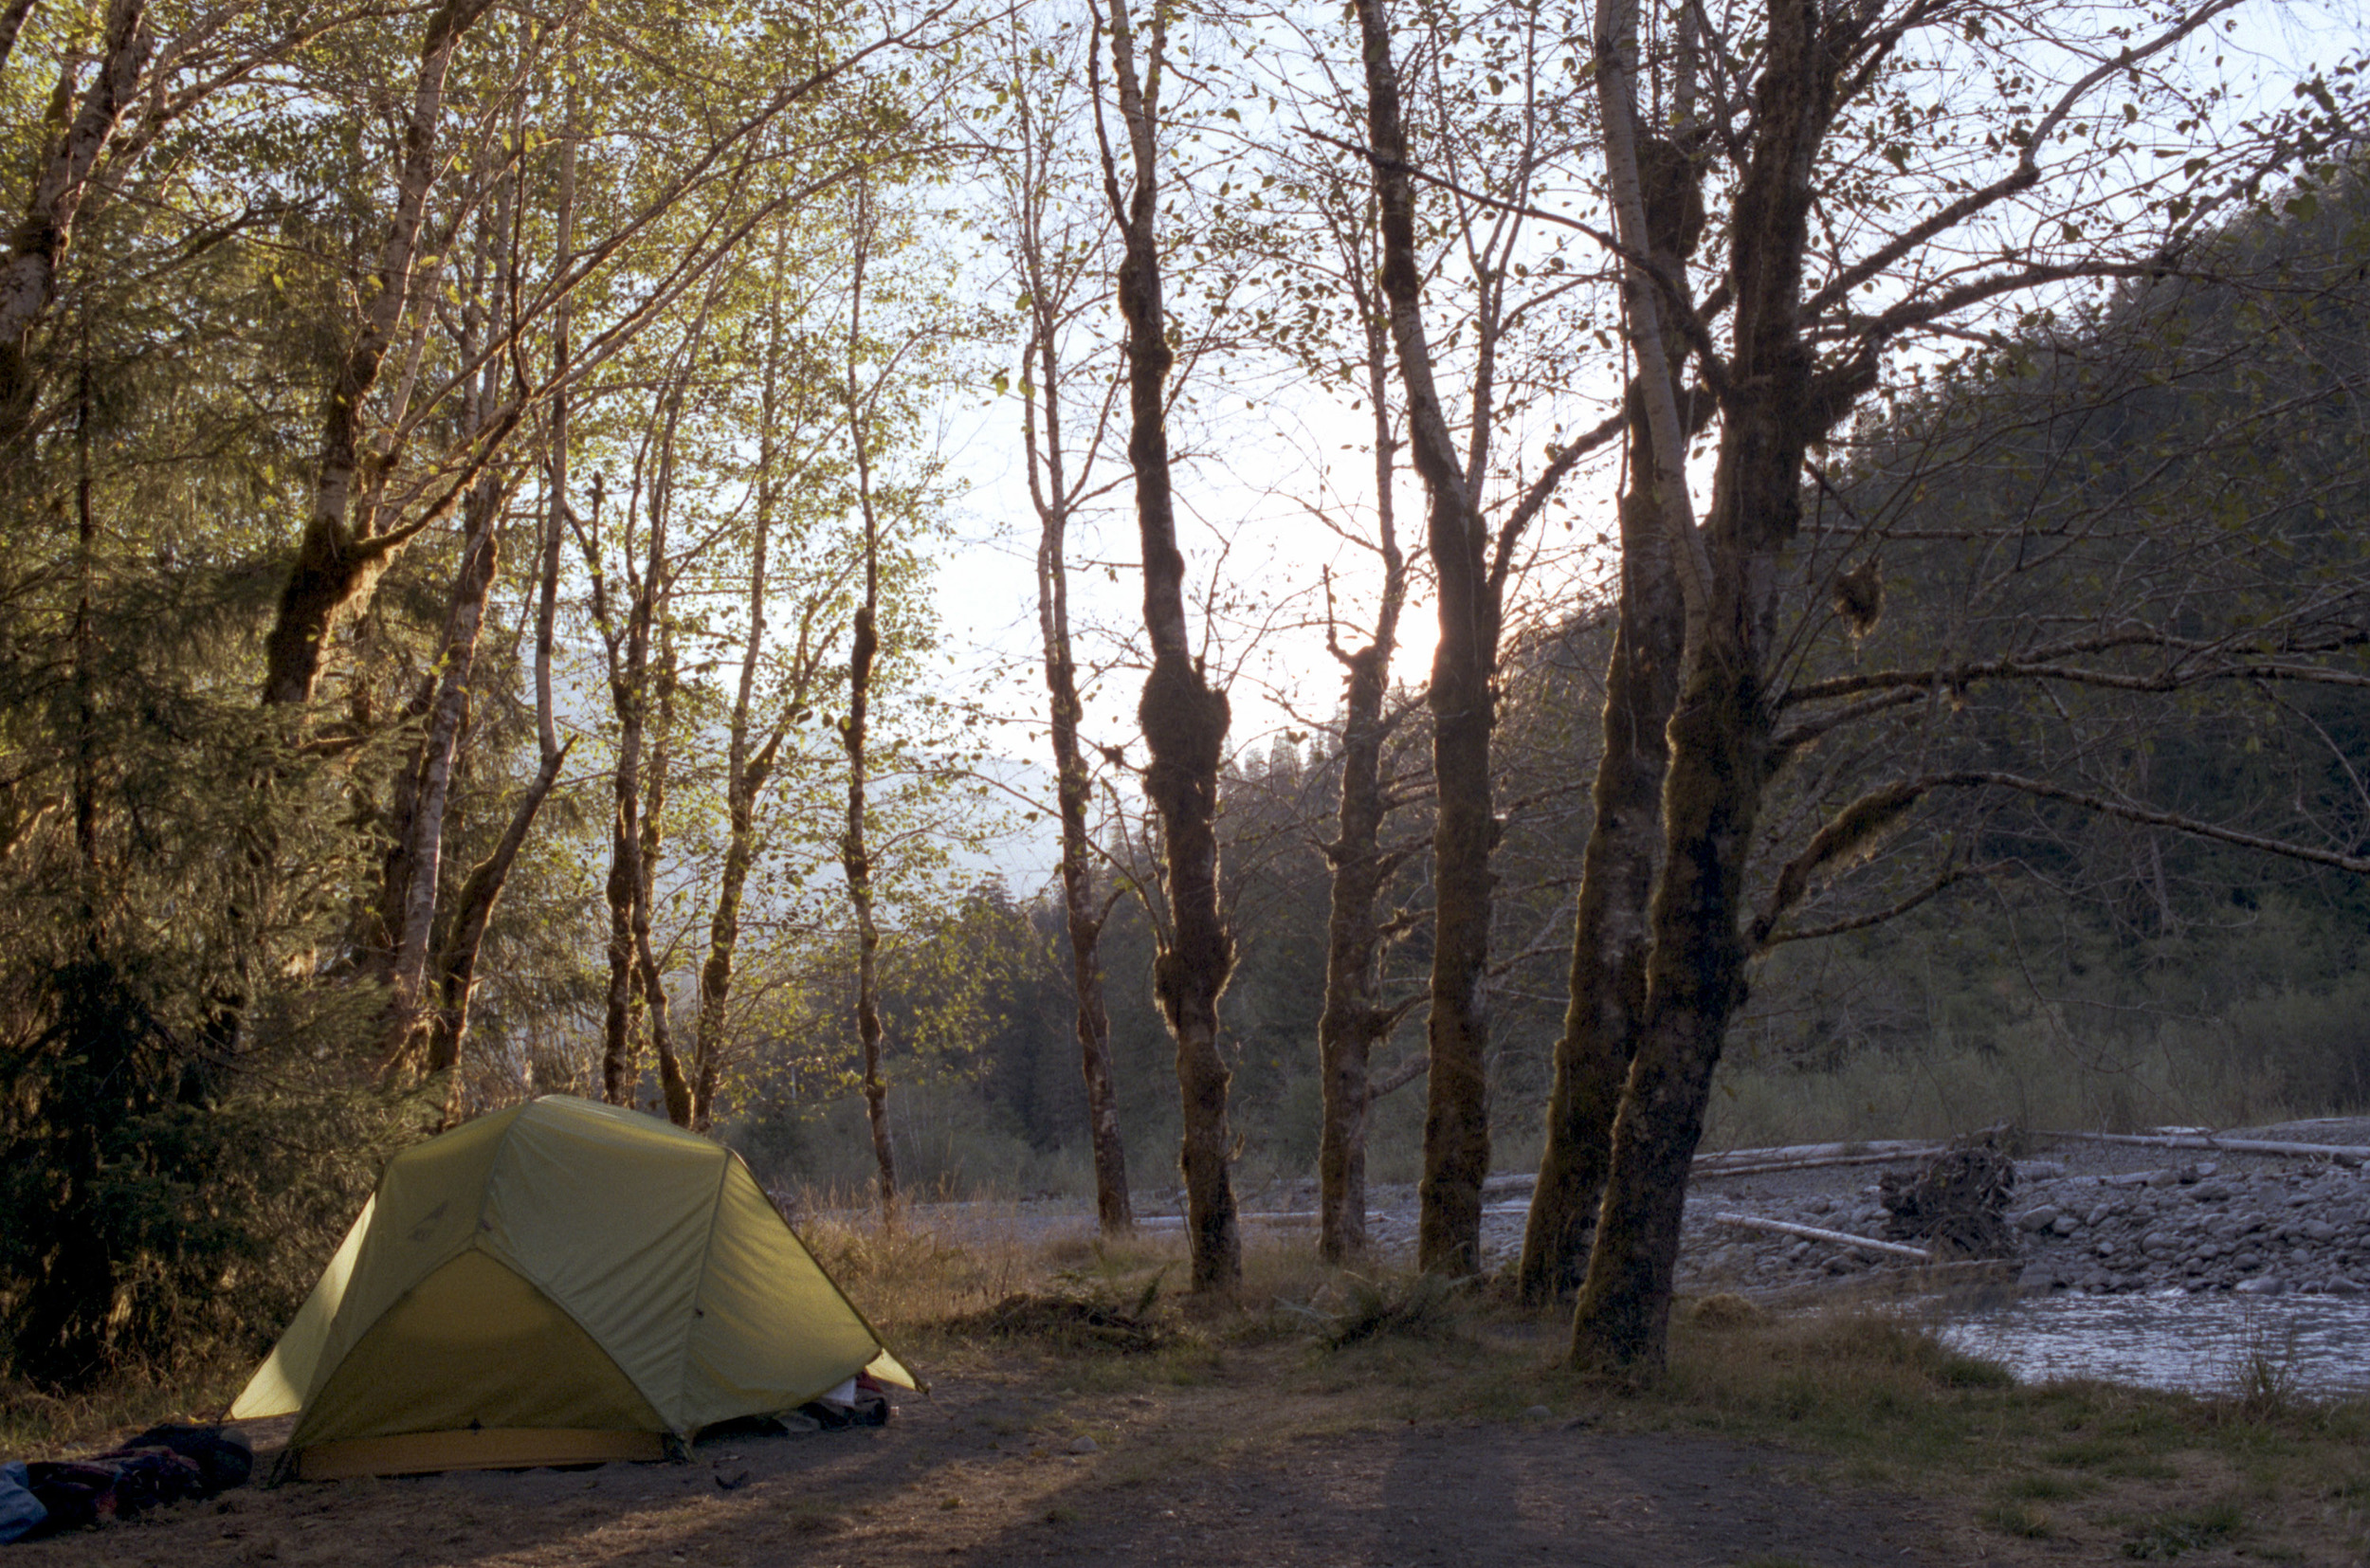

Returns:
12,1357,1962,1568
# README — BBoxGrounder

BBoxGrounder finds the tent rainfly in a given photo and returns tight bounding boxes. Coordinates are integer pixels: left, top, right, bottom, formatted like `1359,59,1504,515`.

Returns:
231,1095,916,1479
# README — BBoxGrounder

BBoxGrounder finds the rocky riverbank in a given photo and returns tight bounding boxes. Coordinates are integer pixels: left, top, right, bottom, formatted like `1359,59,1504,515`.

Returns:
904,1120,2370,1305
1645,1124,2370,1300
1999,1158,2367,1297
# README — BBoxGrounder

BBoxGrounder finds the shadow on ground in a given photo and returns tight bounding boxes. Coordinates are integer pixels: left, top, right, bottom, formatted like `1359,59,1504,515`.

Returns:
6,1367,1960,1568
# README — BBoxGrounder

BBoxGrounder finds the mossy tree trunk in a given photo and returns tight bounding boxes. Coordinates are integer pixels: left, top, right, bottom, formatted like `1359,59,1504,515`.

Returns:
1351,0,1629,1271
1352,0,1497,1276
1315,617,1412,1261
1098,0,1239,1290
1571,0,1865,1371
260,0,500,708
1561,0,2295,1363
1047,626,1132,1234
1517,382,1686,1302
1519,71,1706,1296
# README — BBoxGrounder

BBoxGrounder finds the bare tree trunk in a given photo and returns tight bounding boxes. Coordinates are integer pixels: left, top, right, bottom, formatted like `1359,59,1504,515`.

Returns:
841,186,897,1217
381,477,503,1053
428,755,565,1121
260,0,497,707
692,685,786,1131
598,573,647,1106
843,598,896,1213
1317,252,1409,1264
368,152,523,1077
594,447,663,1111
638,626,689,1125
1351,0,1503,1276
428,720,568,1125
690,246,808,1134
1041,506,1131,1231
424,55,581,1122
1097,0,1238,1290
1009,60,1133,1230
593,273,714,1112
0,0,149,452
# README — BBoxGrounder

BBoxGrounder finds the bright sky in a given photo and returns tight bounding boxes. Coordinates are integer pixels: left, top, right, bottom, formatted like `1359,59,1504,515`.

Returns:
921,0,2362,888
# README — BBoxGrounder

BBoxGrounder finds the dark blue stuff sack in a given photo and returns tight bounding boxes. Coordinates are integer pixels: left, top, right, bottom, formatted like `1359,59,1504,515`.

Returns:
0,1462,46,1544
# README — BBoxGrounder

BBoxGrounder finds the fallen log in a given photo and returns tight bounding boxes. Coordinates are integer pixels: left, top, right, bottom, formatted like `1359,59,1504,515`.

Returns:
1486,1140,1946,1193
2045,1131,2368,1164
1698,1148,1950,1177
1694,1139,1945,1174
1711,1213,1932,1261
1138,1212,1375,1229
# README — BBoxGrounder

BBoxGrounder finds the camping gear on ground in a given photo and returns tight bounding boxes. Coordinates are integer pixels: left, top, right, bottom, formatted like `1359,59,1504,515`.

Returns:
113,1425,253,1493
25,1452,202,1530
801,1371,893,1431
5,1427,249,1539
230,1095,916,1480
0,1463,43,1543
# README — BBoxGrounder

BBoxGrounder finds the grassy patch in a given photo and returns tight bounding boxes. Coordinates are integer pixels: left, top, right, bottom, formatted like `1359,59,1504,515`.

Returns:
1321,1272,1466,1349
1999,1472,2095,1501
1978,1499,2054,1538
1648,1307,2021,1466
2119,1500,2244,1559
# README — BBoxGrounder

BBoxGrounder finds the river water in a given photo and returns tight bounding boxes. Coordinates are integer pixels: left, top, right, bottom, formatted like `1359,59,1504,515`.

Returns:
1931,1293,2370,1396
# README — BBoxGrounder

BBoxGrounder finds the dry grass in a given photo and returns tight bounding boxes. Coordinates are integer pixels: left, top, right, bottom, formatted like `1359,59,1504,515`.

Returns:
809,1217,2370,1560
1704,1027,2345,1149
0,1360,251,1458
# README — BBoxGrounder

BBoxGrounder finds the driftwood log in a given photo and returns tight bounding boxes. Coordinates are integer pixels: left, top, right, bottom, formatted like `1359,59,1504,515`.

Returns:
1697,1147,1949,1177
1695,1139,1943,1173
1482,1139,1948,1196
2045,1130,2368,1165
1711,1212,1932,1261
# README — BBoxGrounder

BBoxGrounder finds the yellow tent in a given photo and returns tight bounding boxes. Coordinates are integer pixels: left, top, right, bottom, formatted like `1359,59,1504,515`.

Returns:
231,1095,915,1479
